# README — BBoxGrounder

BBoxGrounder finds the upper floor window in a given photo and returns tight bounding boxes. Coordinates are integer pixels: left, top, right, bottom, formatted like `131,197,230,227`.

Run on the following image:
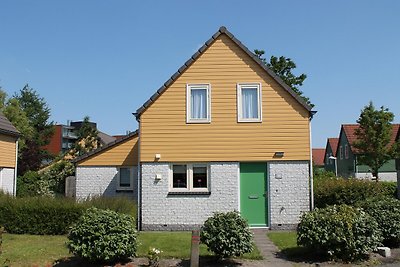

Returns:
237,83,262,122
339,146,343,160
186,84,211,123
345,144,349,159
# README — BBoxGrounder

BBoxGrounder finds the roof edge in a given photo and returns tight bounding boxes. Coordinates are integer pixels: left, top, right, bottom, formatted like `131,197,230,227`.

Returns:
0,128,20,138
72,130,138,164
133,26,313,118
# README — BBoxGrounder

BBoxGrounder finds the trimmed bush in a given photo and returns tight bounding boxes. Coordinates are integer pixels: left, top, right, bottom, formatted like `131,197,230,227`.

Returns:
357,197,400,247
314,178,396,208
0,195,137,235
297,205,382,262
200,211,253,259
67,207,137,262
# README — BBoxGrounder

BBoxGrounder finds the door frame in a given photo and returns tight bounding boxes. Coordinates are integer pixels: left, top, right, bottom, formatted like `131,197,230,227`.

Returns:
238,162,270,228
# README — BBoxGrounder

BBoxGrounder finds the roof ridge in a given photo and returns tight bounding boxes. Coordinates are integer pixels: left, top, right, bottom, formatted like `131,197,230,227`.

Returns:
133,26,313,118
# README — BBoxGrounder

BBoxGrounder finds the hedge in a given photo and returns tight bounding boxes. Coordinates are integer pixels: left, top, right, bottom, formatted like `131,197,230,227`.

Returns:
0,193,137,235
314,178,396,208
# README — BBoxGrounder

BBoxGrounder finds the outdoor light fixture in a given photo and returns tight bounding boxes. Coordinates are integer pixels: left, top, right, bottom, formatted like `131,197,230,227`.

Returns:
155,154,161,160
274,151,284,157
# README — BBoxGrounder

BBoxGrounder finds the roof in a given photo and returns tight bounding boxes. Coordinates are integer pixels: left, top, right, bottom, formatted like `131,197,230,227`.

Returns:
341,124,400,154
133,26,313,118
312,148,325,166
73,130,138,164
97,131,116,145
327,138,339,156
0,111,20,137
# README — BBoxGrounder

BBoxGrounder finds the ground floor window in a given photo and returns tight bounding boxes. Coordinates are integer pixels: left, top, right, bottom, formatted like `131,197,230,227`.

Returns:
117,167,134,190
170,164,209,192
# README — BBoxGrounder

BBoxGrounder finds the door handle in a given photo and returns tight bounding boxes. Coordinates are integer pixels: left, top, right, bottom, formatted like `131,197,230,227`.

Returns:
248,195,259,199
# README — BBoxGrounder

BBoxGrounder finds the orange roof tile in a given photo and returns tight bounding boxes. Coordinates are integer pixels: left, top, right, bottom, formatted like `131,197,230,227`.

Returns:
312,148,325,166
327,138,339,156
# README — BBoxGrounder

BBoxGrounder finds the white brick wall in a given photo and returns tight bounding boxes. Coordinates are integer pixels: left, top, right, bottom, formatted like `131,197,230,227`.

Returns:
141,162,239,230
356,172,397,182
0,167,15,195
76,166,137,200
269,161,310,228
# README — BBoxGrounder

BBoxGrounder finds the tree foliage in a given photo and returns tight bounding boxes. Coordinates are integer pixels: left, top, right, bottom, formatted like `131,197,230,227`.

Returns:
71,116,101,157
0,85,54,175
353,102,397,181
254,49,313,107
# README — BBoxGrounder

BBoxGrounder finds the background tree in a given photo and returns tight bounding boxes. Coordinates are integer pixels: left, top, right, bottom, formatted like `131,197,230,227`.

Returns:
71,116,101,157
254,49,313,107
1,85,54,174
353,101,396,181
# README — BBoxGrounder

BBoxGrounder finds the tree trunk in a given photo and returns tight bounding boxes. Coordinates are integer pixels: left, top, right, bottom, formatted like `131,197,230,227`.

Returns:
373,170,379,182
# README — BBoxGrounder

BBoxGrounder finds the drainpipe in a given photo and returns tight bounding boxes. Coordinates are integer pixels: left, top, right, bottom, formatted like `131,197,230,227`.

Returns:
13,140,18,196
309,112,316,211
135,116,142,231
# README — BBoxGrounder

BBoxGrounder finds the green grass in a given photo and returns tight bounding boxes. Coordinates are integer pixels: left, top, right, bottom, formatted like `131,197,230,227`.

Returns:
0,234,70,266
267,231,324,261
0,231,261,266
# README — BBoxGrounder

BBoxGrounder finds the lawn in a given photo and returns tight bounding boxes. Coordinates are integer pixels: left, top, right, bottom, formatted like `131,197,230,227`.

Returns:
0,232,261,266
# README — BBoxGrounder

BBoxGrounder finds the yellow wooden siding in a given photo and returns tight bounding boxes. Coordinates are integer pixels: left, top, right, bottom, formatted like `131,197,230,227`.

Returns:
140,34,310,162
78,136,138,166
0,134,17,168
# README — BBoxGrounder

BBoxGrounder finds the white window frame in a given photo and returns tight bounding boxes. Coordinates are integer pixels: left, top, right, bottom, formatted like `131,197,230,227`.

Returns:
169,163,210,192
117,167,134,190
237,83,262,122
186,84,211,123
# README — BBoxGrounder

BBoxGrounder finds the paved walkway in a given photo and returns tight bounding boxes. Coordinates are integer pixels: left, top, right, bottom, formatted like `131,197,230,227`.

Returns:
251,229,294,267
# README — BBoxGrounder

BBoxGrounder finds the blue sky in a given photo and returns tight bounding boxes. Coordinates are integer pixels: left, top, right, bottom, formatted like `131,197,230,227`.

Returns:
1,1,399,147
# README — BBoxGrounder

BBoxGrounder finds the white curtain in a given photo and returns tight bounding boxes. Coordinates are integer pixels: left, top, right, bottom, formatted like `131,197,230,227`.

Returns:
191,89,207,119
242,88,258,119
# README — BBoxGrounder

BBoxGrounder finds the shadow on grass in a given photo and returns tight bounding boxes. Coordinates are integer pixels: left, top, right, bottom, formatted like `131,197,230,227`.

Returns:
276,247,328,264
178,255,244,267
53,256,135,267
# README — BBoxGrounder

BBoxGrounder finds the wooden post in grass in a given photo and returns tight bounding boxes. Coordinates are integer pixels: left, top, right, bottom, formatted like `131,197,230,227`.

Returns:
190,229,200,267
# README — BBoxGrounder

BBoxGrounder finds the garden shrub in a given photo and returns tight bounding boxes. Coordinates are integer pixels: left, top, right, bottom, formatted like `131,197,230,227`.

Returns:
0,195,137,235
314,177,396,208
67,207,137,262
357,197,400,247
297,205,382,262
200,211,253,259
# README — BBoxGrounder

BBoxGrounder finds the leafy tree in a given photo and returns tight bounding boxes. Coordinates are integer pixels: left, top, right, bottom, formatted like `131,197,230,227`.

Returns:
254,49,313,107
71,116,101,157
353,102,397,181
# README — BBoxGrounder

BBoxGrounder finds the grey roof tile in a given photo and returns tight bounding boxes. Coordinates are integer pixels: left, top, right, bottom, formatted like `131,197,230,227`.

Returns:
0,111,20,137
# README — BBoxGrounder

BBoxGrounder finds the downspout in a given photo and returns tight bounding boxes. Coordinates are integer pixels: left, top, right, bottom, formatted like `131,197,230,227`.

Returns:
136,116,142,231
309,111,316,211
13,140,18,196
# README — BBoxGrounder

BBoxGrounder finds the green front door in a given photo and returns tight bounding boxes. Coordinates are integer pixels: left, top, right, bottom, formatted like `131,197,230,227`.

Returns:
240,163,268,227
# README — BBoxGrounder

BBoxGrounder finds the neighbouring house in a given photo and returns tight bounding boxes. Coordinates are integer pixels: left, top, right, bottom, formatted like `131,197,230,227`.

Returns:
133,26,315,230
0,112,19,195
43,120,116,156
336,124,399,181
312,148,325,170
324,137,338,173
73,131,138,199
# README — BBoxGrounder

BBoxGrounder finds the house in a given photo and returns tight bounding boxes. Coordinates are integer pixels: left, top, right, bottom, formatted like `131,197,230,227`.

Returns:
44,121,116,156
312,148,325,169
324,137,338,173
0,112,19,195
336,124,399,181
133,26,315,230
73,131,138,199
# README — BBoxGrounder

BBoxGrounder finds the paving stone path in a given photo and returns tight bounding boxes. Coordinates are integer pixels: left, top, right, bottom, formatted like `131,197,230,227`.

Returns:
251,228,295,267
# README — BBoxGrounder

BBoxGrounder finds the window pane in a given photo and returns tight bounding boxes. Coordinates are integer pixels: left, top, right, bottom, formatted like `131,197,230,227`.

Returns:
191,88,207,119
193,166,207,188
120,168,131,187
173,165,187,188
241,88,258,119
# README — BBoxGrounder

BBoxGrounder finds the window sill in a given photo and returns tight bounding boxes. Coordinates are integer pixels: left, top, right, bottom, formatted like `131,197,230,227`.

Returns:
168,191,211,196
116,189,134,192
